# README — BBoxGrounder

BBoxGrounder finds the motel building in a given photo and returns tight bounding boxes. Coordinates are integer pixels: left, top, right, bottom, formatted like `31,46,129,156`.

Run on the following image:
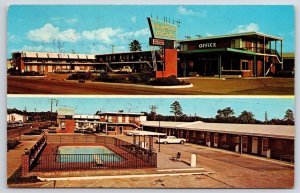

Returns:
56,108,147,135
141,121,294,162
11,52,101,73
11,31,287,78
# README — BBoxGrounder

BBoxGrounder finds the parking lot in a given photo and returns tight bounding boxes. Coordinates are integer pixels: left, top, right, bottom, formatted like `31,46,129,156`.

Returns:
8,135,294,188
7,73,294,95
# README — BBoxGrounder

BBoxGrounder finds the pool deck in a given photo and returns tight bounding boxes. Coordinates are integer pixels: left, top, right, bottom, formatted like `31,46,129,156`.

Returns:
7,139,42,178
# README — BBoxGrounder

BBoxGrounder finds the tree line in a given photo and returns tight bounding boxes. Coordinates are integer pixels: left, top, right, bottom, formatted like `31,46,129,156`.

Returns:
145,101,294,125
7,108,57,122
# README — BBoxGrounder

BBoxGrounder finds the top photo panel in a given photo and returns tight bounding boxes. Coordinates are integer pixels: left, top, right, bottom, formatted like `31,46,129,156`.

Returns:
7,5,294,95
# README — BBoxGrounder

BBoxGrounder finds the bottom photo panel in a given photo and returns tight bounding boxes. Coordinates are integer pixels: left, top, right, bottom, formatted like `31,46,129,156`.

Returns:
7,96,294,188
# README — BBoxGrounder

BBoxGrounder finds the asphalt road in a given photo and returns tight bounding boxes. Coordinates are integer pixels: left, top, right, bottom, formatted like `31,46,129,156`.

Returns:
7,121,49,140
7,75,294,95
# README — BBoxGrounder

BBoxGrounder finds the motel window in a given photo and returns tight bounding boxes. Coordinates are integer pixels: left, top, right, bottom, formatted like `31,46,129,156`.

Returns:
192,131,196,138
200,132,205,139
241,61,249,70
107,126,115,132
108,116,112,122
135,117,140,121
221,134,227,142
231,39,241,49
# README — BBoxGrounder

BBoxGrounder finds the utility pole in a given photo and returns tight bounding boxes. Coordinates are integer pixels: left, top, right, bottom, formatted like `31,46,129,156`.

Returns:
111,45,115,54
265,111,268,124
49,99,58,126
149,105,158,121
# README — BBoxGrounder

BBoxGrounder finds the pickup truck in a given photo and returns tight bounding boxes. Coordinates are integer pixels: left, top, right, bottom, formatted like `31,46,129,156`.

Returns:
120,66,133,73
156,136,186,144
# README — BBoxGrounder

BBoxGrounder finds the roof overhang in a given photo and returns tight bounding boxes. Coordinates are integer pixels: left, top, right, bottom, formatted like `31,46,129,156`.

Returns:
178,31,283,43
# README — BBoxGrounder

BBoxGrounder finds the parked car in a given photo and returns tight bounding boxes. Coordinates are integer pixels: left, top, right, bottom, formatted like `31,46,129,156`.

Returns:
120,66,133,73
48,127,57,133
156,136,186,144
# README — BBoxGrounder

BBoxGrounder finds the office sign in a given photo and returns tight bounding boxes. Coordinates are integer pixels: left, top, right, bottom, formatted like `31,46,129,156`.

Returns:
147,17,177,40
199,43,217,49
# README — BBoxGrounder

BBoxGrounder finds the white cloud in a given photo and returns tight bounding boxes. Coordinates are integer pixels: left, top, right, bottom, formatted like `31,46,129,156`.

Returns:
130,16,136,23
27,23,81,43
82,27,122,44
177,6,207,17
117,28,150,41
59,29,81,42
230,23,260,33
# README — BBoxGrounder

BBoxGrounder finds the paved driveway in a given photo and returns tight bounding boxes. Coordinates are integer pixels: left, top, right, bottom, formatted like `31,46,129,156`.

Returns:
7,74,294,95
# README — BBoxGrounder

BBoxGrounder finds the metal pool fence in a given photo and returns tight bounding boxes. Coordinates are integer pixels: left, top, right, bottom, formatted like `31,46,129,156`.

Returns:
30,134,157,172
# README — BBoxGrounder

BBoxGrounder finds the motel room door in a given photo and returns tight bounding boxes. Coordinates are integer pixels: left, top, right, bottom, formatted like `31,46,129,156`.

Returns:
251,137,258,154
206,132,211,147
125,115,129,123
261,138,269,157
118,126,123,135
242,136,248,153
214,133,218,147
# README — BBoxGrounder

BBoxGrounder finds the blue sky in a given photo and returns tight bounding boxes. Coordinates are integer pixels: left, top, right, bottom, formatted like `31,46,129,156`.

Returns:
7,97,294,121
7,5,294,58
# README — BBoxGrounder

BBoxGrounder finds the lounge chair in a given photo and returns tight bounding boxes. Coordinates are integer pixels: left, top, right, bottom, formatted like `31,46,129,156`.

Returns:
170,152,181,161
94,155,104,165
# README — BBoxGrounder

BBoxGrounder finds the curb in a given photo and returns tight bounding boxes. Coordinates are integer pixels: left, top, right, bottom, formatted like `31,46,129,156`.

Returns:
185,143,294,167
64,79,193,89
8,75,47,78
38,171,211,181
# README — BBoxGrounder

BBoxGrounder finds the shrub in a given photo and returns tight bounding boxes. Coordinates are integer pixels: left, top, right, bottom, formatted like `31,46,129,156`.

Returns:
24,130,43,135
95,74,128,83
128,75,141,83
7,139,20,150
140,71,153,84
148,75,189,86
67,74,79,80
67,72,93,80
7,168,41,184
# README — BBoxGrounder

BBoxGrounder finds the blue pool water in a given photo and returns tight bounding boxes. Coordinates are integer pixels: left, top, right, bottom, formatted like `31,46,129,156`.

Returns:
57,146,123,163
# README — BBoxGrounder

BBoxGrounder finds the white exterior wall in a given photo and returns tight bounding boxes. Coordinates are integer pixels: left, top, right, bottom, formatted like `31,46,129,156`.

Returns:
7,113,26,123
140,116,147,122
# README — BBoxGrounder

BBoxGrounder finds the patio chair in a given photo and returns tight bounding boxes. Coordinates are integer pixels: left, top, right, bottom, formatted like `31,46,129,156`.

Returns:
94,155,104,166
170,152,181,161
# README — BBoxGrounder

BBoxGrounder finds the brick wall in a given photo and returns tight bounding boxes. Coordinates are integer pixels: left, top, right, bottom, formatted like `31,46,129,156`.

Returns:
156,49,178,78
21,154,29,177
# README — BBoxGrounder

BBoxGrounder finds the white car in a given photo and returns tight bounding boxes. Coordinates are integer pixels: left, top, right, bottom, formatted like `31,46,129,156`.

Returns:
120,66,133,73
156,136,186,144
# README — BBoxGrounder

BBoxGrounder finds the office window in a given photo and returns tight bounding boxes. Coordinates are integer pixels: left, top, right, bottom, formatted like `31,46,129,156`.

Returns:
241,60,249,70
231,39,241,48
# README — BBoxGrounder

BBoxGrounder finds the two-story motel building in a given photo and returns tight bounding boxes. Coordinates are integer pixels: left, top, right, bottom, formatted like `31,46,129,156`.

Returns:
11,31,286,78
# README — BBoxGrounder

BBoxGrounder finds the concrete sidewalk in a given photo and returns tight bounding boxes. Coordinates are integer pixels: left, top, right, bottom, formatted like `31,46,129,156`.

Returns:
7,140,38,178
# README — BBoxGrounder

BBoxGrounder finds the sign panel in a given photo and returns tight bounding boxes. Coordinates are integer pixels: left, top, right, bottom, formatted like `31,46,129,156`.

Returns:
149,38,165,46
147,17,177,40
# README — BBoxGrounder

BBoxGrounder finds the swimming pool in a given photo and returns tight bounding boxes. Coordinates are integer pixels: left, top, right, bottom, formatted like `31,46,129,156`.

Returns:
57,146,123,163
